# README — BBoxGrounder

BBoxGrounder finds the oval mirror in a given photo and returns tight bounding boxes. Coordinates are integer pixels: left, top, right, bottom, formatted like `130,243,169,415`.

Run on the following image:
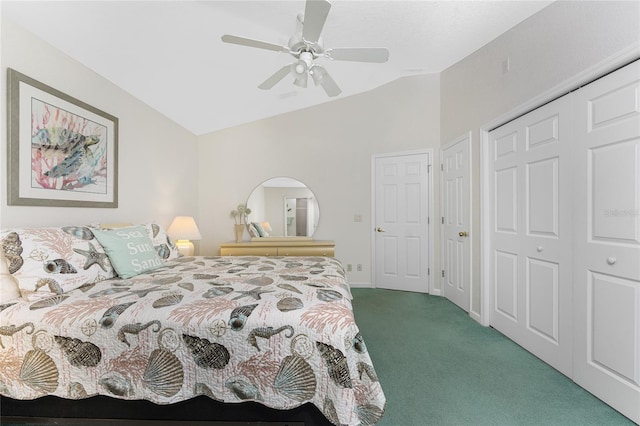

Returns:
246,177,319,237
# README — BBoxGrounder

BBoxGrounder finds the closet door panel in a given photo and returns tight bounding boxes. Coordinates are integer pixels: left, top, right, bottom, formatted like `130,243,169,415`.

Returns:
590,272,638,381
495,166,519,234
590,140,639,243
495,249,519,321
527,157,559,237
489,94,573,377
573,60,640,424
526,258,559,343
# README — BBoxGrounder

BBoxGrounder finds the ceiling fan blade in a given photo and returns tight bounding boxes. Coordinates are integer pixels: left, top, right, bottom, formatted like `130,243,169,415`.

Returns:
311,65,341,97
302,0,331,44
258,65,292,90
319,72,341,97
326,47,390,63
221,34,289,53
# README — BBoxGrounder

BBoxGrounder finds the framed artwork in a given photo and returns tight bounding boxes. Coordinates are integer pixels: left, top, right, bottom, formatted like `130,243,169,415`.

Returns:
7,68,118,207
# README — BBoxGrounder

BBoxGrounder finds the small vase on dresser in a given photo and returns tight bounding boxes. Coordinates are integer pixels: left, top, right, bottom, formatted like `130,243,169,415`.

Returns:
234,224,245,243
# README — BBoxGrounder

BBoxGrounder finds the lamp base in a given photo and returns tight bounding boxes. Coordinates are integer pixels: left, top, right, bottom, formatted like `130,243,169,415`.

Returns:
175,240,195,256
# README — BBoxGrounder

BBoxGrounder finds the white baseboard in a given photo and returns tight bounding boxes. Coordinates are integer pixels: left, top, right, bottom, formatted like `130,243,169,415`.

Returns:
469,310,482,324
349,282,373,288
349,282,445,293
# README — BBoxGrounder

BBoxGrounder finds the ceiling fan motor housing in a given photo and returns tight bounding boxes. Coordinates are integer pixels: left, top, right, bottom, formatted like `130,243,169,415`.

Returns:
288,33,324,58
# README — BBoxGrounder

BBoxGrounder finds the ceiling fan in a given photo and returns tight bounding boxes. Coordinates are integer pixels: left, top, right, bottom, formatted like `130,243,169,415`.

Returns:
221,0,389,97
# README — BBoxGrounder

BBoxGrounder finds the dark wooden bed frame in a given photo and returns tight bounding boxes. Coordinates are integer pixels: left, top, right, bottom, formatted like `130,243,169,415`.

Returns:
1,395,334,425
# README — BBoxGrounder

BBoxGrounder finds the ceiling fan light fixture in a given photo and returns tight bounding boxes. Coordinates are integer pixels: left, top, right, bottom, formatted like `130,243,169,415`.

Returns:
293,72,308,88
291,59,308,75
310,66,324,86
292,64,308,88
295,63,306,75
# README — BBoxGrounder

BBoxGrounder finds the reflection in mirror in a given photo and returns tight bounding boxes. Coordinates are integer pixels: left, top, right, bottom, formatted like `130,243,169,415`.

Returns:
246,177,319,237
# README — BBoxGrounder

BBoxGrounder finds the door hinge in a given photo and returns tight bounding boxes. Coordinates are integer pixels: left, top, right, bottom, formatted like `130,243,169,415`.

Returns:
442,270,445,278
427,217,430,225
428,268,430,275
441,217,445,224
440,163,444,171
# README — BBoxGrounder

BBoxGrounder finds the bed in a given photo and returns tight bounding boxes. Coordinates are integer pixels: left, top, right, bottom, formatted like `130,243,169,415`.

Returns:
0,224,385,425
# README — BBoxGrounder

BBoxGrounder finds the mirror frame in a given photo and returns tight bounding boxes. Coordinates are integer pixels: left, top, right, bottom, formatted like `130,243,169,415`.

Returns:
246,177,320,238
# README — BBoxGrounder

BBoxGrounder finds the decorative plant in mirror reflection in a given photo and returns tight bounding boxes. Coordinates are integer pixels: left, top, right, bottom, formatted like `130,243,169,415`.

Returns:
230,204,252,225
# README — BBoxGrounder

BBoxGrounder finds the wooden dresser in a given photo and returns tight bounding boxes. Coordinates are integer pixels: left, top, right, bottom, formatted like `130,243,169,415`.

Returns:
220,239,335,257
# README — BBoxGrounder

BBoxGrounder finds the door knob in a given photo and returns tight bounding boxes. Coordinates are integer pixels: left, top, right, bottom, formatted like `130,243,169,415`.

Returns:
458,231,468,237
376,227,386,233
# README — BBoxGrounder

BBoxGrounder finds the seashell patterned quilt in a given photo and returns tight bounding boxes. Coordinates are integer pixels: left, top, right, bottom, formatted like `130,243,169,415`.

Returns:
0,256,385,425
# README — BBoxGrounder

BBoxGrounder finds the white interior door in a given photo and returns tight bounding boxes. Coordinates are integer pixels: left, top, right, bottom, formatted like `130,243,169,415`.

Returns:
441,133,471,311
373,152,431,293
488,94,573,377
572,61,640,423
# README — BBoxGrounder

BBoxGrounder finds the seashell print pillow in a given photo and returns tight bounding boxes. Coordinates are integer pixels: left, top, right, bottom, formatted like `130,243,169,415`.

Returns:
0,226,116,301
142,222,181,261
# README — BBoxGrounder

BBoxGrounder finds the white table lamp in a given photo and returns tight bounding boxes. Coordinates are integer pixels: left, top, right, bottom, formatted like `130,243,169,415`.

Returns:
167,216,202,256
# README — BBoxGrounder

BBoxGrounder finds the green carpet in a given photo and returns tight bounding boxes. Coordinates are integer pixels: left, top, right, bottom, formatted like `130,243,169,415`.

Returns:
350,288,634,426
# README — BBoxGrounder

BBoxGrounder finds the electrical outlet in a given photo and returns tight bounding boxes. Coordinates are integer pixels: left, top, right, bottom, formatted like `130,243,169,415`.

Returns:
347,264,353,272
356,264,362,272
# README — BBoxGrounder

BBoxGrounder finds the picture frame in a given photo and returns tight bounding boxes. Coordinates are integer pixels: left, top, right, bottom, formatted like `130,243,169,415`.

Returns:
7,68,118,208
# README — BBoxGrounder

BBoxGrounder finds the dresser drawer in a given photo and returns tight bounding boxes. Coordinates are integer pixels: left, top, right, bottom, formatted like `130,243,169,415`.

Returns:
277,247,334,257
220,240,335,257
220,246,278,256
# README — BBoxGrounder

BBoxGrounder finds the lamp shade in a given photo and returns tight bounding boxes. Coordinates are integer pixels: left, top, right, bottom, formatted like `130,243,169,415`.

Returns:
167,216,202,241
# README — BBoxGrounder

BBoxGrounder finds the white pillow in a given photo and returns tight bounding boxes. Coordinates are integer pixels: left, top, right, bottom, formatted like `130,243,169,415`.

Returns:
0,251,22,302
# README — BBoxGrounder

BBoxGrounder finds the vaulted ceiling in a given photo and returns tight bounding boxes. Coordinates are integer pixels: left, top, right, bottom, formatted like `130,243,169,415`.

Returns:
2,1,553,135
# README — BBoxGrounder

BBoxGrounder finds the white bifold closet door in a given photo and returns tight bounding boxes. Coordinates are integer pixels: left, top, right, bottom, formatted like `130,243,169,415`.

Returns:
572,61,640,423
488,94,573,377
488,60,640,423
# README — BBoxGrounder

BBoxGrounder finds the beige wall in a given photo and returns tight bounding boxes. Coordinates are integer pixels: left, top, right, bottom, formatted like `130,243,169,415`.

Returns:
198,74,441,286
0,17,200,233
440,0,640,318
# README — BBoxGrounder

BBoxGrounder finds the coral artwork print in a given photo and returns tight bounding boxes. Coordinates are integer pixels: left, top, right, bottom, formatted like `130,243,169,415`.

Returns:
31,98,108,194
